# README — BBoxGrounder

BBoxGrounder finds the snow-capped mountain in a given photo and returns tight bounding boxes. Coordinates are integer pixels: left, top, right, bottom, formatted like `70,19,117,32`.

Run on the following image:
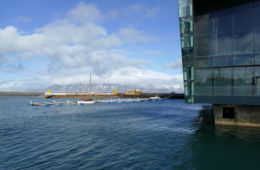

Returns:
45,83,179,93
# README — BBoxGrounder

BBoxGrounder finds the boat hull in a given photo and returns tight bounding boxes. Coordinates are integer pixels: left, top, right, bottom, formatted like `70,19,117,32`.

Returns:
77,100,96,104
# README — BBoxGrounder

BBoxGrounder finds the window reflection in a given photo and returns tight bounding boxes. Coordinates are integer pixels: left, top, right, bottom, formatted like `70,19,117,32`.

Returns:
213,9,232,33
254,66,260,96
234,30,254,54
234,54,254,66
183,0,260,99
214,0,233,11
195,57,214,68
215,55,232,67
182,55,193,66
255,54,260,65
233,3,253,31
195,69,213,96
215,32,232,55
255,28,260,52
195,34,213,56
233,67,254,96
194,14,213,35
214,68,233,96
255,1,260,28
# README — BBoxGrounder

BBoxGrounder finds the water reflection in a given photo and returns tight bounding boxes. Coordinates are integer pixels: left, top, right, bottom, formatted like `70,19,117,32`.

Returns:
188,105,260,170
192,105,260,141
215,125,260,142
192,105,214,128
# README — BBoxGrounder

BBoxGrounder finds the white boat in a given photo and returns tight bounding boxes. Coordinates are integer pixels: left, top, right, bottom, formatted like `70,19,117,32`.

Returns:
149,96,160,100
77,99,96,105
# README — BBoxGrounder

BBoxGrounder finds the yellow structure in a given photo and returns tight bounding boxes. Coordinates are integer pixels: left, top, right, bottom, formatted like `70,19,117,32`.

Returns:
113,88,117,95
124,89,141,96
46,89,51,94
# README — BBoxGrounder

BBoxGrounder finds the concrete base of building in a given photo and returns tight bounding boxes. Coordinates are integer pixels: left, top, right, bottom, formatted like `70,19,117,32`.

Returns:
213,104,260,127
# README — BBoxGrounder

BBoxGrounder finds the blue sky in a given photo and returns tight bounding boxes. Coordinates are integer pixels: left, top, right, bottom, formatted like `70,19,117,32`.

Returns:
0,0,183,92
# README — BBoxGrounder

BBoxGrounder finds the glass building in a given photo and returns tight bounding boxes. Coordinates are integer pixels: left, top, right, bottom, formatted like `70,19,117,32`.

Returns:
178,0,260,105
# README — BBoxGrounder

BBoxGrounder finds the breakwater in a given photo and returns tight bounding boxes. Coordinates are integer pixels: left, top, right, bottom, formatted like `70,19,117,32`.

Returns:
44,93,184,99
0,91,44,96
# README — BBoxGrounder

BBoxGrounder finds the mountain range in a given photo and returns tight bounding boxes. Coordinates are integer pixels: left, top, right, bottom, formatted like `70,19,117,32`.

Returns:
45,83,180,93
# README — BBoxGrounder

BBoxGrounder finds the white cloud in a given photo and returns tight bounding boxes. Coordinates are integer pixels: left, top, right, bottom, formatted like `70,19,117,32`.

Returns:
125,4,159,18
0,2,182,92
106,9,118,19
166,59,183,69
67,2,101,23
119,28,159,42
144,7,159,17
0,80,25,90
145,50,161,55
29,67,183,92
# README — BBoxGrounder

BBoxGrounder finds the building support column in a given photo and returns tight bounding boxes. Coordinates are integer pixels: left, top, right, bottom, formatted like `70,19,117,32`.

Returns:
213,104,260,127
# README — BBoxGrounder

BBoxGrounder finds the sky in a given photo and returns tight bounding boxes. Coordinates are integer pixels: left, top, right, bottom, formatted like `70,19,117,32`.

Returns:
0,0,183,92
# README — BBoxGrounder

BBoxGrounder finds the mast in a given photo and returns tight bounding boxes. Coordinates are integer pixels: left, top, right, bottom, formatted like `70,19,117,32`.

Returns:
89,72,91,94
80,82,82,93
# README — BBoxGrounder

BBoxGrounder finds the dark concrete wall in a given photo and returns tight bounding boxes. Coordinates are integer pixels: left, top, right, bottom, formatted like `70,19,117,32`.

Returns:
214,104,260,127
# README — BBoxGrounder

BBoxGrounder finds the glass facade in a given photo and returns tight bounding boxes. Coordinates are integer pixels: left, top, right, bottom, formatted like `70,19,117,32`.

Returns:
178,0,260,105
177,0,194,103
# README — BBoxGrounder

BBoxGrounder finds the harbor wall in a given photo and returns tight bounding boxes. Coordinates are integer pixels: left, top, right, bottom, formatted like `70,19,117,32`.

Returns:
45,93,184,99
0,91,44,96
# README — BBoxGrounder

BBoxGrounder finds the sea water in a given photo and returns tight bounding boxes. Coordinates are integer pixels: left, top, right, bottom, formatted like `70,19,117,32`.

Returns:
0,96,260,169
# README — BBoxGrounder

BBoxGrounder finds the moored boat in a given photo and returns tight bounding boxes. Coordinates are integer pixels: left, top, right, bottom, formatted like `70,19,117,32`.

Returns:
149,96,160,100
77,98,96,105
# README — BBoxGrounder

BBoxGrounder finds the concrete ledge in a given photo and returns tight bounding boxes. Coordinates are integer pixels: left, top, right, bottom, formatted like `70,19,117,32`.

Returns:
215,121,260,128
195,96,260,105
213,104,260,128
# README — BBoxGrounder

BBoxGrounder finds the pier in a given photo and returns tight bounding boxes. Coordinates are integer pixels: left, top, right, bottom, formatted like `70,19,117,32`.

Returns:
44,92,184,99
29,97,163,107
0,91,44,96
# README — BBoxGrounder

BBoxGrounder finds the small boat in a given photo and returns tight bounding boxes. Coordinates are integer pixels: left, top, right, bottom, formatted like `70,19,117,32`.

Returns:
77,98,96,105
149,96,160,100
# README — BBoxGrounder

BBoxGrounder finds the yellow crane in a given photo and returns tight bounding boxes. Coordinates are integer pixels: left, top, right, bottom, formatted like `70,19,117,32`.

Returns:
113,89,117,95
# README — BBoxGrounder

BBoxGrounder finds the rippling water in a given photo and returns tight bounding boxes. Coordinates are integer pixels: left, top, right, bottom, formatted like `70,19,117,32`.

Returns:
1,96,260,169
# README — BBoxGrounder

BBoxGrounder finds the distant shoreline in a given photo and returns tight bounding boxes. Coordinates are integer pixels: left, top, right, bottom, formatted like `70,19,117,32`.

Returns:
0,91,184,99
